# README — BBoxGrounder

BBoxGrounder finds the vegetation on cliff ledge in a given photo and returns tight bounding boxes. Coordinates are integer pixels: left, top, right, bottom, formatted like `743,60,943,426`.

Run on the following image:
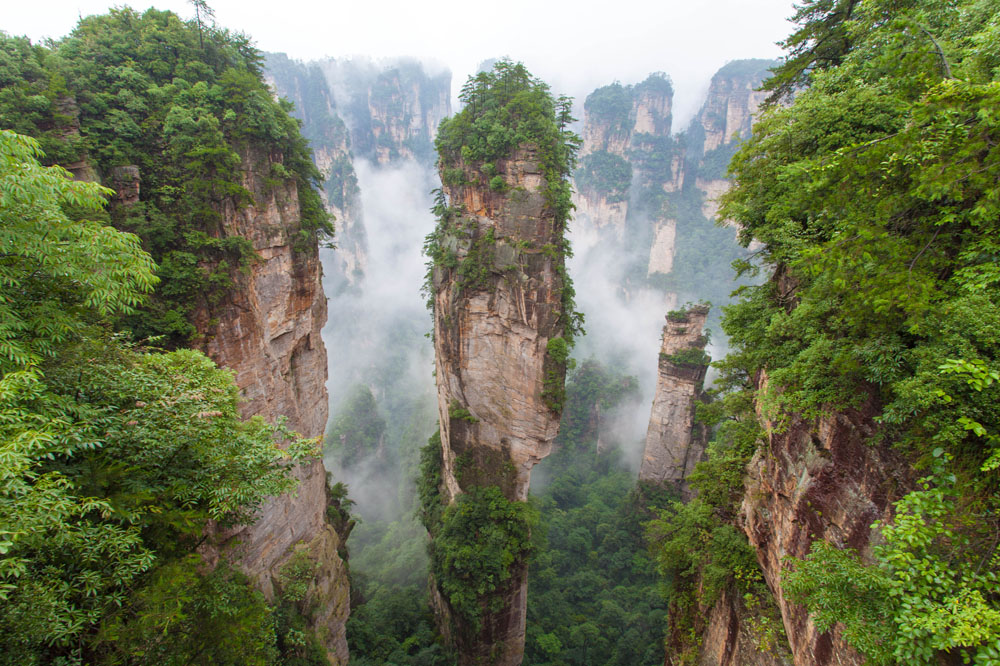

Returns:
0,129,322,665
0,9,333,346
426,60,584,345
651,0,1000,663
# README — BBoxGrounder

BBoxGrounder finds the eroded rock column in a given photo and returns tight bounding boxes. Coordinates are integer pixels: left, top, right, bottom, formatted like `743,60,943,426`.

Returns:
640,305,710,500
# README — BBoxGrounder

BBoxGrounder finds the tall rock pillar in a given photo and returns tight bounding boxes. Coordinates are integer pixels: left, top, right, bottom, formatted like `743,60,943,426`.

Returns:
422,62,579,666
640,305,710,499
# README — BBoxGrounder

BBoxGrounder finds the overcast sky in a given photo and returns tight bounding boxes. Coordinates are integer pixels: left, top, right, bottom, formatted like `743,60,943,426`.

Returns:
7,0,796,127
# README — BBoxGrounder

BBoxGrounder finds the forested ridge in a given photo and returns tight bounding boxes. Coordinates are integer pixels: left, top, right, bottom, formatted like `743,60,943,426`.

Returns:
648,0,1000,663
0,8,337,665
0,8,332,345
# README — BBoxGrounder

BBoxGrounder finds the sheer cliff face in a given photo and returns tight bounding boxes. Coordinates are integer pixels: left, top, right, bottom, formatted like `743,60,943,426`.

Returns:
573,62,775,288
433,147,565,504
192,146,350,665
738,388,908,666
574,77,674,239
367,67,451,165
685,389,905,666
317,58,451,166
640,305,709,498
264,54,367,288
430,146,566,664
693,60,776,222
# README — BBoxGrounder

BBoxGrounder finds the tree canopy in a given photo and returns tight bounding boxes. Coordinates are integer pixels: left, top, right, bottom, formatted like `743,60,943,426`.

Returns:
697,0,1000,662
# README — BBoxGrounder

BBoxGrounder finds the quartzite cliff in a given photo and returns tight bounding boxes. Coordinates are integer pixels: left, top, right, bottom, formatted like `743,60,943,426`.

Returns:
640,305,710,499
429,143,568,665
191,146,350,664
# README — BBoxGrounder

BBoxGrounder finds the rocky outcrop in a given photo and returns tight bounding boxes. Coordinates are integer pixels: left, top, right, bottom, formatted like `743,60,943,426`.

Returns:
315,57,451,166
640,305,710,499
430,146,568,664
367,65,451,165
191,144,349,664
571,190,628,237
575,75,675,240
685,587,792,666
572,61,776,290
691,60,777,226
737,388,909,666
109,165,140,205
433,146,566,504
696,60,773,155
647,219,677,275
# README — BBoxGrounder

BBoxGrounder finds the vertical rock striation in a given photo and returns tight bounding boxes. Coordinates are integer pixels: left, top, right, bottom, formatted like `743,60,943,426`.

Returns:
264,53,367,287
192,145,350,665
573,74,674,240
691,60,775,223
424,63,578,666
430,145,566,664
314,57,451,166
640,305,710,499
737,386,908,666
572,61,776,294
432,146,566,504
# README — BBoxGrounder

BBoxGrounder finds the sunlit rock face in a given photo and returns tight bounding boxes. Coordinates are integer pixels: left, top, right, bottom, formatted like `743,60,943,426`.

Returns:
191,143,349,665
430,146,568,665
640,305,709,498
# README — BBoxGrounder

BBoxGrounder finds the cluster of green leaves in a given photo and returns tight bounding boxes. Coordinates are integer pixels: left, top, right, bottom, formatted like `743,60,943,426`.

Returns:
583,83,632,130
541,336,575,412
709,0,1000,661
660,347,711,369
417,431,446,534
0,9,332,345
785,455,1000,665
429,486,538,634
347,585,454,666
526,360,668,666
575,151,632,203
435,60,580,223
0,130,319,664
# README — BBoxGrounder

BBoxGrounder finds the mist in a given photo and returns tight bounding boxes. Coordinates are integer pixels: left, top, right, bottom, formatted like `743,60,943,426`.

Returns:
320,158,440,523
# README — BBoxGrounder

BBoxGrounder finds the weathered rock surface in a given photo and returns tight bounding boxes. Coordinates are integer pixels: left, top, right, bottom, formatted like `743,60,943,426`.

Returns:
692,587,793,666
314,57,451,165
647,219,677,275
737,386,909,666
572,74,680,274
110,165,140,205
571,189,628,238
191,145,349,664
640,305,710,498
697,177,731,221
434,147,565,504
431,146,567,664
264,53,367,288
696,61,772,154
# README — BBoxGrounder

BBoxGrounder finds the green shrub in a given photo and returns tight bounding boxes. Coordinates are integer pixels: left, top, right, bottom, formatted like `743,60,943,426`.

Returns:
430,486,538,633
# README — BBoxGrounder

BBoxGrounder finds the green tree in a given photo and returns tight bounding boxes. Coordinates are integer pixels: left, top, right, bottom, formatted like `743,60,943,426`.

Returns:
0,130,318,664
706,0,1000,662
